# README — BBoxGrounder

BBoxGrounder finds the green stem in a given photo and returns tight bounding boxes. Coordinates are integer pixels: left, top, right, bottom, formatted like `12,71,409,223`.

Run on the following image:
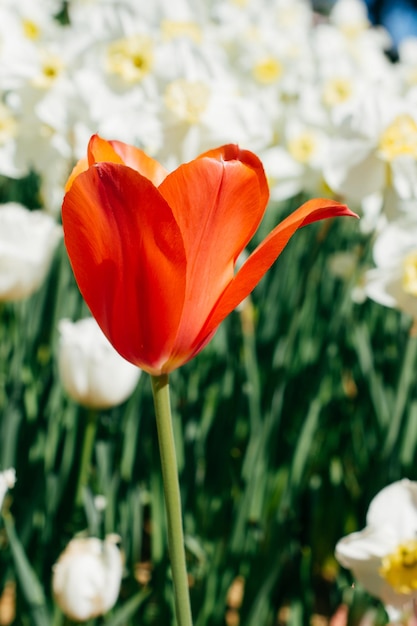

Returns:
76,410,98,507
151,374,193,626
383,331,417,457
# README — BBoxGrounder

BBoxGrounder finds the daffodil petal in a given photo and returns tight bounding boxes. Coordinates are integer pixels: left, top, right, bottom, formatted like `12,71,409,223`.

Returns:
336,526,411,609
367,479,417,540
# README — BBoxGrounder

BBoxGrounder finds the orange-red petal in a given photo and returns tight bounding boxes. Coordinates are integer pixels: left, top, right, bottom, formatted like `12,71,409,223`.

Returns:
198,144,270,210
65,135,124,193
65,134,168,195
194,198,358,343
62,162,187,374
88,134,125,166
158,148,269,355
110,139,168,186
65,157,88,192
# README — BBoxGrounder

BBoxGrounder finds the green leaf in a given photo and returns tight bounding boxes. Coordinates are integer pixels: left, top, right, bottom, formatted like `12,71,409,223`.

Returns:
3,515,50,626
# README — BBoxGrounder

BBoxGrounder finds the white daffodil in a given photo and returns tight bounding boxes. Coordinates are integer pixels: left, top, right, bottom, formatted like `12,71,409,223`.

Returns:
52,534,123,621
2,0,417,228
71,66,162,156
327,0,394,82
0,203,61,301
260,110,333,202
336,479,417,617
0,469,16,511
364,217,417,319
160,74,270,166
66,1,134,39
58,318,141,410
323,87,417,205
397,38,417,92
0,3,70,92
260,145,306,202
0,100,24,179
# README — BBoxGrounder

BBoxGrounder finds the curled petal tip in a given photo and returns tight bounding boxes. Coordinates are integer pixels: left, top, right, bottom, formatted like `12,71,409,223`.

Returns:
334,204,360,219
299,198,359,227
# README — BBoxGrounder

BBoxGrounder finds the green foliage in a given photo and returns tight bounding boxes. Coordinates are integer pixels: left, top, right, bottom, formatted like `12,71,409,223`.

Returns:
0,192,413,625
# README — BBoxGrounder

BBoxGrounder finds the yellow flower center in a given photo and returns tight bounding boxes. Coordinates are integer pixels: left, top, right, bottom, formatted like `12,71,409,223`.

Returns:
161,20,202,43
339,22,369,38
22,19,40,40
0,104,18,144
379,115,417,161
164,79,210,124
402,251,417,297
106,35,153,83
322,78,353,107
252,57,283,84
319,177,336,196
380,540,417,593
288,131,317,164
32,53,64,88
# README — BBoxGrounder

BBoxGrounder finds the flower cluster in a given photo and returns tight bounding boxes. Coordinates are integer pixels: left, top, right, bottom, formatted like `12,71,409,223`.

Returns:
0,0,414,218
5,0,417,322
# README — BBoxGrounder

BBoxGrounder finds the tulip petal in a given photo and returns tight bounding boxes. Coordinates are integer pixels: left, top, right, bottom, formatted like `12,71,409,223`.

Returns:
62,163,187,374
66,135,168,192
65,158,88,192
65,136,123,193
158,150,269,353
88,134,125,166
198,144,270,210
194,198,358,342
89,134,168,186
110,139,168,186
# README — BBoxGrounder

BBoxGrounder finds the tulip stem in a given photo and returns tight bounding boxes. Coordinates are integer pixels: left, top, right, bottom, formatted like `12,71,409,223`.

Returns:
76,410,98,507
151,374,193,626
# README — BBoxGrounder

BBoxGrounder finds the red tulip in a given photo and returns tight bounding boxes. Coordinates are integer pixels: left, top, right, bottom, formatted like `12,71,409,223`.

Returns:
62,134,357,375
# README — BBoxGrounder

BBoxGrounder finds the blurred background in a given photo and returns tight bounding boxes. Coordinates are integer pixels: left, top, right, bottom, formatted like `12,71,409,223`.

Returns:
1,0,417,624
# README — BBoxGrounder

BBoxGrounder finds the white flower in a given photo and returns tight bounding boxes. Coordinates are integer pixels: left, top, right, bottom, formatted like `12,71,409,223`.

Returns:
327,251,359,280
71,67,162,156
0,468,16,511
323,89,417,204
327,0,393,76
364,217,417,319
58,318,141,409
329,0,371,32
0,203,62,301
52,534,123,621
335,479,417,615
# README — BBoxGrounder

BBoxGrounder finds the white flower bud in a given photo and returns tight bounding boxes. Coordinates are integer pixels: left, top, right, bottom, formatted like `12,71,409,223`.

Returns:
0,468,16,511
52,534,123,621
58,317,141,409
0,203,62,301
